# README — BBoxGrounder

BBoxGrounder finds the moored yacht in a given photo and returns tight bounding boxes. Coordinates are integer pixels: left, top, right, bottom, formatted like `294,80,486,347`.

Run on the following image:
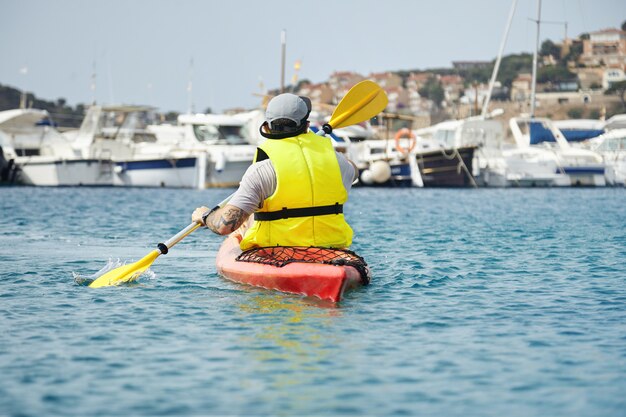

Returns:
412,118,497,187
503,0,604,187
73,105,204,188
0,108,113,186
579,129,626,186
325,123,420,187
510,116,606,186
149,112,256,188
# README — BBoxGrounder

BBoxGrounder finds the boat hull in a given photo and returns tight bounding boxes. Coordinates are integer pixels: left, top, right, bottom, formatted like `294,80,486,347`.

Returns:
15,157,114,186
356,160,414,187
215,233,368,302
13,155,203,188
414,146,477,187
113,157,201,188
205,159,253,188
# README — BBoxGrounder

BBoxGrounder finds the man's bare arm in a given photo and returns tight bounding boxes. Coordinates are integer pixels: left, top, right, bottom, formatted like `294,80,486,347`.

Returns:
192,204,249,235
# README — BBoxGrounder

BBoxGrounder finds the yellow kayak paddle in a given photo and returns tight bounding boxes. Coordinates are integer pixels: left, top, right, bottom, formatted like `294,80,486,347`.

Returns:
88,195,232,288
89,81,388,288
89,223,201,288
317,80,388,136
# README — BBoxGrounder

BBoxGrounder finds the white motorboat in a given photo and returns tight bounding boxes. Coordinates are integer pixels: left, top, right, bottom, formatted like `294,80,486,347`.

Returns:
148,112,256,188
73,105,205,188
603,114,626,131
325,123,419,187
502,0,604,187
411,116,570,187
510,116,606,186
0,108,113,186
0,109,62,156
580,129,626,186
497,146,570,187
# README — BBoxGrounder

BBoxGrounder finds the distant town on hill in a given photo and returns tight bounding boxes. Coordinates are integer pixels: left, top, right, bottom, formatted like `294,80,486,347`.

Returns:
2,22,626,128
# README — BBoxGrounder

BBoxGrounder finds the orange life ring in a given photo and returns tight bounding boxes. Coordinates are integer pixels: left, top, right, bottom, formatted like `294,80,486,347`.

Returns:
394,128,416,154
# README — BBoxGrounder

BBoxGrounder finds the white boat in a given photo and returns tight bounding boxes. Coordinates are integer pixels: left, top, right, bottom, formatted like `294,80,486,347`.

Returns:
431,0,565,187
497,146,570,187
73,105,205,188
509,116,606,186
348,137,418,187
323,123,420,187
407,119,483,187
149,112,256,188
603,114,626,131
580,129,626,186
0,108,113,186
410,115,571,187
0,109,62,156
513,0,604,186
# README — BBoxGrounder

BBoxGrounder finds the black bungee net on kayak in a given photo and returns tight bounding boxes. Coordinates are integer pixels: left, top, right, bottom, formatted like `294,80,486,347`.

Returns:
235,246,370,285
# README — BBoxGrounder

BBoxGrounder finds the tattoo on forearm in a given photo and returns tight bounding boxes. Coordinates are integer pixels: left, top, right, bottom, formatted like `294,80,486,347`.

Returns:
207,206,246,234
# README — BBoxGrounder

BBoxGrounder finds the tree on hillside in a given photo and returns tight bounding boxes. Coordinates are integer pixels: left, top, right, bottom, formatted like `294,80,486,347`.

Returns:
496,54,533,87
622,20,626,32
537,66,577,83
295,79,311,91
165,111,180,122
562,41,583,65
540,40,561,58
460,66,492,85
605,80,626,110
0,83,87,128
0,84,22,109
418,77,444,107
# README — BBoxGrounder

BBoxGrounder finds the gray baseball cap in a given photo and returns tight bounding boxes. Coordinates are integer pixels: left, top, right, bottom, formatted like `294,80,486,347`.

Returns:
265,93,312,125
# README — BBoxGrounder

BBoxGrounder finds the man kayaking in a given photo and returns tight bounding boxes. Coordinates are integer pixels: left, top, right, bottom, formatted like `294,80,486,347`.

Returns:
192,93,358,250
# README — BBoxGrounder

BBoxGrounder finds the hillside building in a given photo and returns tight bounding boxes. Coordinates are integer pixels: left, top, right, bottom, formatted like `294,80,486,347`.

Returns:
580,28,626,70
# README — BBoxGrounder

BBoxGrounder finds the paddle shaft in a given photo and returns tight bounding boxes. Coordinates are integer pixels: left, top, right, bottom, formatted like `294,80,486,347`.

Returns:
157,193,234,254
157,222,203,254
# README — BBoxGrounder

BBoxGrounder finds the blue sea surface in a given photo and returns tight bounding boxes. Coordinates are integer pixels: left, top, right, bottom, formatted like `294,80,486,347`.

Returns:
1,187,625,416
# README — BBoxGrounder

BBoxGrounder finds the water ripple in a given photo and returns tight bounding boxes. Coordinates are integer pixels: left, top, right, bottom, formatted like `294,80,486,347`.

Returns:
0,187,625,416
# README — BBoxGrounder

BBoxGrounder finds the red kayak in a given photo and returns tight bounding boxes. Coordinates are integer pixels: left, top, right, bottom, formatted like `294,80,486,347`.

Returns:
216,232,370,302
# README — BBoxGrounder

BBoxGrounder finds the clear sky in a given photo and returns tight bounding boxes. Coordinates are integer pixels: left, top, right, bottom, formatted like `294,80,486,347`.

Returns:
1,0,624,113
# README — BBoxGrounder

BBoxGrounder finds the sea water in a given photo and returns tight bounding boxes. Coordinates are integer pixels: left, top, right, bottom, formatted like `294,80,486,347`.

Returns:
0,186,625,416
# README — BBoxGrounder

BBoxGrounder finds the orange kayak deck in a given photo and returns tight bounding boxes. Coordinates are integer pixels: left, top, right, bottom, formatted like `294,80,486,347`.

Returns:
215,233,370,303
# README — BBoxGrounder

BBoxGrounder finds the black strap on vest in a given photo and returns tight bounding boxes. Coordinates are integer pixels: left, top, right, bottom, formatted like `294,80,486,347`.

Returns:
254,203,343,221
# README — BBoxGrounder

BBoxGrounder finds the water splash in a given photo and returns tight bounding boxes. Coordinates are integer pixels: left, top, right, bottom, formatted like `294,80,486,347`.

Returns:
72,257,155,287
73,258,124,286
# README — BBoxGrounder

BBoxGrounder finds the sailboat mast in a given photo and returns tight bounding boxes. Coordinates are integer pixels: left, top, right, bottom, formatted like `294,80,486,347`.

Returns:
280,30,286,93
91,60,97,105
482,0,518,117
530,0,542,117
187,58,194,114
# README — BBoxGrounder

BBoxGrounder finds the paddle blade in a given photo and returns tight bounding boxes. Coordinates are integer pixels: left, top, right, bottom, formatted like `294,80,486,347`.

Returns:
89,249,161,288
329,80,388,129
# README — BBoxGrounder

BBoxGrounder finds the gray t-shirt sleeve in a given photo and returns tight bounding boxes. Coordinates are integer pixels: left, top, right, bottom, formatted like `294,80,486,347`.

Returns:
228,160,276,215
336,151,358,189
228,151,356,214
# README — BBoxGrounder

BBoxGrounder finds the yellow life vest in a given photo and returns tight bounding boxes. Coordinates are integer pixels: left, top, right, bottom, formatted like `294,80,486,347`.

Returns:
240,131,353,250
